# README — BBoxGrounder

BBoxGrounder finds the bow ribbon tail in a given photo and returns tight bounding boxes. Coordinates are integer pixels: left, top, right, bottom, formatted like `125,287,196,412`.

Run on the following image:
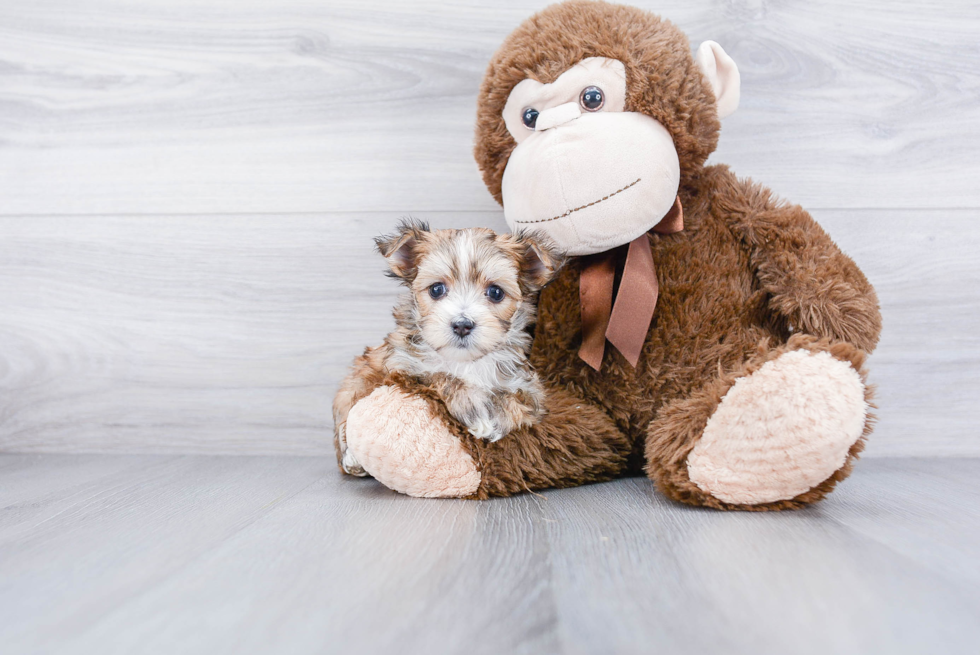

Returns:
577,250,616,370
604,234,659,367
577,196,683,371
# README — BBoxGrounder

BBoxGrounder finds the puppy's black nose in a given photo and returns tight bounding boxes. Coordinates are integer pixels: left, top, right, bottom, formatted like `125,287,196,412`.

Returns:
452,318,475,337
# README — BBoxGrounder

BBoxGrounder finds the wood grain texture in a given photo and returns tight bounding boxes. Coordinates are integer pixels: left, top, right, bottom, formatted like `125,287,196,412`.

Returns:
1,1,977,456
1,454,978,654
1,208,977,456
0,211,503,455
0,0,978,214
816,209,980,457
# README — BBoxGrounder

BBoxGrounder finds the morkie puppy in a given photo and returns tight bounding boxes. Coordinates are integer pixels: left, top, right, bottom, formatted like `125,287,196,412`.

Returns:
333,220,564,476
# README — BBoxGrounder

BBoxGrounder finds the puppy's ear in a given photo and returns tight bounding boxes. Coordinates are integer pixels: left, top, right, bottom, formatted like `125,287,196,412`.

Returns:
513,230,566,291
375,219,429,281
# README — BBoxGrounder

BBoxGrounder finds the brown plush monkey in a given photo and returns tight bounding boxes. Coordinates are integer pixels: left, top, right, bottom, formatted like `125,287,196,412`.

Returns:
337,0,882,510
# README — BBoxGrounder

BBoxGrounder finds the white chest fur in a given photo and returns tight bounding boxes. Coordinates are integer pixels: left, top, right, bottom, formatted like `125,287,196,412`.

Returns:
391,345,530,396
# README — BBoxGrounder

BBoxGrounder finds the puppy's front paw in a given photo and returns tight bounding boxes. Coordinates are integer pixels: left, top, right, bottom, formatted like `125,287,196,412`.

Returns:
486,429,506,443
342,449,368,477
467,417,498,440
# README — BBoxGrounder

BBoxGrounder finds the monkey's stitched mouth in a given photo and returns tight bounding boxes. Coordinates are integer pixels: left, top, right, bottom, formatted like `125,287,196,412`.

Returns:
513,177,641,225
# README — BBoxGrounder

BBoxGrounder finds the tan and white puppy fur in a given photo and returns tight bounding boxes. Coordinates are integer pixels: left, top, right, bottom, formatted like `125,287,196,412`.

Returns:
333,220,564,476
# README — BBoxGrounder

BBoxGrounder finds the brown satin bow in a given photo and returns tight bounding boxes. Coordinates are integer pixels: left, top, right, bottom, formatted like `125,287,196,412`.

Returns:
578,196,684,370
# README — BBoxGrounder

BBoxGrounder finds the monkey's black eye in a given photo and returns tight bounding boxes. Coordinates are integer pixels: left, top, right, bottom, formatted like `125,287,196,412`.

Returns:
486,285,505,303
580,86,604,111
429,282,447,300
521,107,539,129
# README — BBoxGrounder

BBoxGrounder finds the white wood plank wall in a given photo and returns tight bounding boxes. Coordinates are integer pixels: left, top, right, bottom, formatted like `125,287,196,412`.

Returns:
1,0,978,456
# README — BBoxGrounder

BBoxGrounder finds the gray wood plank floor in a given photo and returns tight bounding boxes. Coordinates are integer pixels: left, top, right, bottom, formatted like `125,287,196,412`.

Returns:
0,454,977,655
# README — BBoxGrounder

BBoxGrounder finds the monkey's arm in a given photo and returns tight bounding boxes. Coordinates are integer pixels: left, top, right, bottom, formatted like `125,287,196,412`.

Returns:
723,174,882,352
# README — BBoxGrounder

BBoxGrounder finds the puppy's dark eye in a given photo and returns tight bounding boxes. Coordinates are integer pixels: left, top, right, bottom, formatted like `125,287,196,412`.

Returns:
429,282,447,300
580,86,604,111
486,285,505,303
521,107,539,129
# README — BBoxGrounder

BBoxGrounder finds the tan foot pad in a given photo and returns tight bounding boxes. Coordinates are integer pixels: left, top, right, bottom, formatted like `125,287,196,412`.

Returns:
687,350,867,505
346,386,481,498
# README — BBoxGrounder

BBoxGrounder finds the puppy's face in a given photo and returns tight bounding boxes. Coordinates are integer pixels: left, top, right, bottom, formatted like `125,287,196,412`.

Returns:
376,222,563,362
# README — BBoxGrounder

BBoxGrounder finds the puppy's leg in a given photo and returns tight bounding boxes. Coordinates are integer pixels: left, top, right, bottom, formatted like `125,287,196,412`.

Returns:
333,346,387,475
484,387,543,442
434,377,496,440
467,414,499,441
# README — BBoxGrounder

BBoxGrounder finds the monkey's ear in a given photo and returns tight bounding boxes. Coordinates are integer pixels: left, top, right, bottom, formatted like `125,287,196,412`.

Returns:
513,231,566,291
696,41,740,119
375,219,429,281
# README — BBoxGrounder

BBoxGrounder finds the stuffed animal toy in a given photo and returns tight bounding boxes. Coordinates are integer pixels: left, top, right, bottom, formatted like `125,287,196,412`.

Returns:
337,0,882,510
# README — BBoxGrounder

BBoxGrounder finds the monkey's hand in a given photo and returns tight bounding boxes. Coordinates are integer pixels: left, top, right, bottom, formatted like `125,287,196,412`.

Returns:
724,173,882,352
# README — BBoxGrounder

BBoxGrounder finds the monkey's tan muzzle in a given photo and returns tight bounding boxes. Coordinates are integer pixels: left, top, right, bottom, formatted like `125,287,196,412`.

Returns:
501,111,680,257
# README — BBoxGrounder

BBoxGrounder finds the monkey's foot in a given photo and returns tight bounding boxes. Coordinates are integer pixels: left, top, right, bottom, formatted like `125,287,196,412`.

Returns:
685,349,868,505
345,386,482,498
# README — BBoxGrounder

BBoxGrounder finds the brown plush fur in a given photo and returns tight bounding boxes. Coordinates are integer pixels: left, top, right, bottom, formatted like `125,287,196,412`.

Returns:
463,1,882,508
475,1,720,203
645,334,875,510
338,1,882,509
381,371,633,499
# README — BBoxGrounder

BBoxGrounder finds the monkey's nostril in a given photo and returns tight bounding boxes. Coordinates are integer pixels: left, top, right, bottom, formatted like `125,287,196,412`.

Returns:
452,318,476,337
